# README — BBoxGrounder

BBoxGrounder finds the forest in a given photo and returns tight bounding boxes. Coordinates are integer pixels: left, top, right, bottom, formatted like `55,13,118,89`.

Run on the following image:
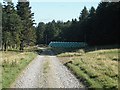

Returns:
1,1,120,51
36,2,119,46
1,1,119,89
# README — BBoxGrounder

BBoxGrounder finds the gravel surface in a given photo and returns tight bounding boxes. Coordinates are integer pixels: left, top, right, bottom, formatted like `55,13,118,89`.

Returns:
11,55,44,88
11,50,83,88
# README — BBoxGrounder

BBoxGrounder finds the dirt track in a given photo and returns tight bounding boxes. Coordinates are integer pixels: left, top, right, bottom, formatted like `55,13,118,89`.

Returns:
11,49,83,88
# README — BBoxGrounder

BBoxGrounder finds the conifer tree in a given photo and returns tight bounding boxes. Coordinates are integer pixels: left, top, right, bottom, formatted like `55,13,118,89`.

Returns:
2,1,23,51
79,6,89,22
16,0,36,50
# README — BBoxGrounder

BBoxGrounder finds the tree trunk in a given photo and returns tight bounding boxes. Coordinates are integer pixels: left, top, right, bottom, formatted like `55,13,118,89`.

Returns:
4,43,7,51
20,40,24,51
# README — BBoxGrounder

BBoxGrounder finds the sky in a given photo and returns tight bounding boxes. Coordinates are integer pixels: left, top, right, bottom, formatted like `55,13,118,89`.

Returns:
12,0,101,26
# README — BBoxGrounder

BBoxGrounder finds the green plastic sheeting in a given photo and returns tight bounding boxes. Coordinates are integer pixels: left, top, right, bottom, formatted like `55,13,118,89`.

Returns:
49,42,87,48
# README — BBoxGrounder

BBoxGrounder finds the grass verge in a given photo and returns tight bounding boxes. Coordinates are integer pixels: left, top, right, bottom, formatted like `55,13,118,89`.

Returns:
54,48,119,89
2,50,38,88
67,63,101,88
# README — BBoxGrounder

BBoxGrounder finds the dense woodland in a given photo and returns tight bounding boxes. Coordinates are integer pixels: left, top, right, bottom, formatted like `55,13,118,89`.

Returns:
36,2,119,46
1,1,120,51
2,0,36,51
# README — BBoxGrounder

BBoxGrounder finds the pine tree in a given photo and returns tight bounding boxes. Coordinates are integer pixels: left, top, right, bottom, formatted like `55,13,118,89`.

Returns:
44,22,55,44
36,22,45,44
79,6,89,22
16,0,36,50
2,1,23,51
88,6,96,18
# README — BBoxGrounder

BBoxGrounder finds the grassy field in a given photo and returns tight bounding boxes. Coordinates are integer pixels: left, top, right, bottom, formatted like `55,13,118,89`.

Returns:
54,48,119,89
1,46,39,88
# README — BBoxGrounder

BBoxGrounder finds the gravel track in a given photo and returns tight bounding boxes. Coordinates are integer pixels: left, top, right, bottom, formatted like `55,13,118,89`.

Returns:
11,50,83,88
11,56,44,88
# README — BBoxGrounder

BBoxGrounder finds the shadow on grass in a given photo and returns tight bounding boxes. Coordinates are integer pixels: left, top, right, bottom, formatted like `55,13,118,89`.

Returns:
50,44,119,55
84,44,119,53
50,47,81,55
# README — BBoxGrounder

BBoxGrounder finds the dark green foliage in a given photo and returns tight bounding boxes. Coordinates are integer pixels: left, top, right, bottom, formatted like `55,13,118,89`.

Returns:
36,2,119,46
2,0,36,51
2,1,119,47
36,22,45,44
79,6,89,22
36,20,68,45
2,1,23,51
17,0,36,50
86,2,119,45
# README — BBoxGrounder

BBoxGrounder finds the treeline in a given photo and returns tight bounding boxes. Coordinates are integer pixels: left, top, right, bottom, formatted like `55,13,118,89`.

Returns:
2,0,36,51
36,2,119,46
1,1,119,51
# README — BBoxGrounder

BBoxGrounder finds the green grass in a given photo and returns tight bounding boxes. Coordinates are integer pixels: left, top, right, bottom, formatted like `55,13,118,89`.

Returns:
67,63,101,88
2,51,37,88
57,52,82,57
43,57,50,74
56,48,119,89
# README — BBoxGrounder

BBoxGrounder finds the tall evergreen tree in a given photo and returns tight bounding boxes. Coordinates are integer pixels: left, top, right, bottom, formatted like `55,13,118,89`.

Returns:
44,21,56,44
16,0,36,50
36,22,46,44
88,6,96,18
2,1,23,51
79,6,89,22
